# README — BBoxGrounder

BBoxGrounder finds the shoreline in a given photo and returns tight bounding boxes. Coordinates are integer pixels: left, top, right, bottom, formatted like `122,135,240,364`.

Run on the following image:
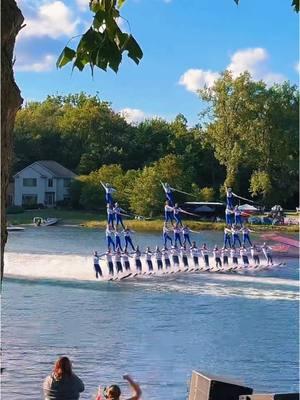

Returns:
7,209,299,233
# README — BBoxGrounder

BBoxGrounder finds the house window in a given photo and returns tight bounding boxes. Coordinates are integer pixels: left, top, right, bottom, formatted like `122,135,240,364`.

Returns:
23,178,37,187
48,178,53,187
22,194,37,206
63,178,71,187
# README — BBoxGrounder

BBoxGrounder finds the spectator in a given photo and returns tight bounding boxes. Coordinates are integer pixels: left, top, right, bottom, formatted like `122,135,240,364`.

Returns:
96,374,141,400
43,356,84,399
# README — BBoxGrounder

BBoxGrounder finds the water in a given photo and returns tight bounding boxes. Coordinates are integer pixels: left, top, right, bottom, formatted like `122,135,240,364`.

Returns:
2,226,299,399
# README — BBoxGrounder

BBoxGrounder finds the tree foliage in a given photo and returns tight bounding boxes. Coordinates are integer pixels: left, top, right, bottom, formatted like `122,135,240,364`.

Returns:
57,0,142,74
199,72,299,205
13,84,299,211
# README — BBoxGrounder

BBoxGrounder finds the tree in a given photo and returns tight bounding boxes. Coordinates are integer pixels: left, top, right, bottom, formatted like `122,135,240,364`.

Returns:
2,0,298,279
1,0,24,279
199,72,299,206
129,155,192,216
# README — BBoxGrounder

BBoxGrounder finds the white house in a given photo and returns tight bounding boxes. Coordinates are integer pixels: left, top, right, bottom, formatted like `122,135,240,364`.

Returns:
14,161,77,207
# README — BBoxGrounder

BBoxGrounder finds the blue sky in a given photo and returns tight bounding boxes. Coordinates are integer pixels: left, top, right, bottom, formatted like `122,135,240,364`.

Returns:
15,0,299,125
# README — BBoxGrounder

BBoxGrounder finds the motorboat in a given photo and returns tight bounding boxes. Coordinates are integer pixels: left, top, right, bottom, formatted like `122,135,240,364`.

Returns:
33,217,59,226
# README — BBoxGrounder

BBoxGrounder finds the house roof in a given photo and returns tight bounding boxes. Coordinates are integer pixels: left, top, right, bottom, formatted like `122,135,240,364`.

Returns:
14,161,77,178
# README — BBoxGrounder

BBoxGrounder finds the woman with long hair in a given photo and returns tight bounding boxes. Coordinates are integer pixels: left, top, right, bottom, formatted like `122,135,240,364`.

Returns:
43,356,84,399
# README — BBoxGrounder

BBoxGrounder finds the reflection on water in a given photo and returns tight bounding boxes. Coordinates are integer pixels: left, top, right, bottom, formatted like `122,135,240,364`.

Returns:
2,226,299,399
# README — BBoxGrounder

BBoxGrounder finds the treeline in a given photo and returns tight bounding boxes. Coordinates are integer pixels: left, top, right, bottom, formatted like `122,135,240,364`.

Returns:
13,72,299,214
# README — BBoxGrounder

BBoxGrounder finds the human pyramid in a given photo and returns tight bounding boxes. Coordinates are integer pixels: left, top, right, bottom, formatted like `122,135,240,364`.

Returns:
92,183,275,280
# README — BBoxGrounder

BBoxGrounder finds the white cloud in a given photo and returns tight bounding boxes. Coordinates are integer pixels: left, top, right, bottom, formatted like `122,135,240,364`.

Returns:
76,0,89,10
179,47,285,94
119,108,147,124
179,69,220,93
20,1,80,39
295,61,300,73
15,54,56,72
227,47,267,78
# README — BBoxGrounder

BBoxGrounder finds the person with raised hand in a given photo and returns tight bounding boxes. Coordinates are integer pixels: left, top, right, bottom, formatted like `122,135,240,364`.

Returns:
95,374,141,400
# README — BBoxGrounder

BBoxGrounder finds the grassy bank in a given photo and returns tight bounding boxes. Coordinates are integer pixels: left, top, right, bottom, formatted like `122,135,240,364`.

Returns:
7,209,299,233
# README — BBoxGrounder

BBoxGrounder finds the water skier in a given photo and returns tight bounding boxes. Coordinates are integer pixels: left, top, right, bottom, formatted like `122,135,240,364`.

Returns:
221,246,229,267
114,228,123,251
251,245,260,266
261,242,273,265
171,245,180,271
230,246,239,267
226,187,235,207
190,241,200,270
213,245,222,269
155,246,163,271
107,204,115,228
163,222,173,247
173,203,184,226
162,182,175,206
123,226,136,251
164,201,174,224
106,224,116,251
93,251,103,278
114,249,123,274
121,250,132,272
173,224,183,247
181,244,189,271
234,205,243,226
133,246,142,273
241,225,254,246
231,225,242,247
225,205,234,226
101,182,116,205
145,247,154,273
223,226,232,247
201,243,210,269
113,202,126,229
102,248,114,276
162,246,171,271
240,245,249,266
182,225,198,246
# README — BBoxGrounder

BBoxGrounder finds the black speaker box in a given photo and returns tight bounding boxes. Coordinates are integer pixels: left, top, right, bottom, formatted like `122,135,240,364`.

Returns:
239,394,299,400
188,370,253,400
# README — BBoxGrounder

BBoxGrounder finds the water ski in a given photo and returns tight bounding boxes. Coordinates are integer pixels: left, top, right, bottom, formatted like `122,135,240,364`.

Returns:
120,273,132,280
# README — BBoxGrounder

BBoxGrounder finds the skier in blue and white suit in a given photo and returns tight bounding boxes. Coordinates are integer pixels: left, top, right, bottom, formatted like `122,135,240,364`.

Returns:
162,182,175,206
101,182,116,205
113,202,126,229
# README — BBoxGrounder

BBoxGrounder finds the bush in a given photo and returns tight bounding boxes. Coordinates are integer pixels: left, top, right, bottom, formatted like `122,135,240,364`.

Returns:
6,205,24,214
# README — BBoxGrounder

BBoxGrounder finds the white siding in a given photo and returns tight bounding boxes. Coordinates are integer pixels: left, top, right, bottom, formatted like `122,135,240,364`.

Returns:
14,163,75,207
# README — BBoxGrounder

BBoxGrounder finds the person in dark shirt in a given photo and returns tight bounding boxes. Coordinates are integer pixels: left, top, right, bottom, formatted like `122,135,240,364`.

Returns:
43,356,84,400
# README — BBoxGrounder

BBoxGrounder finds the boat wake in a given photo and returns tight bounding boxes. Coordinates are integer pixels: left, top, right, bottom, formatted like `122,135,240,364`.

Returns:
4,252,298,301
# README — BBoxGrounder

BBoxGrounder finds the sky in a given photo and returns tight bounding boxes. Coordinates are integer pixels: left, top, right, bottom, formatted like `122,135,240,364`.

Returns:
15,0,299,125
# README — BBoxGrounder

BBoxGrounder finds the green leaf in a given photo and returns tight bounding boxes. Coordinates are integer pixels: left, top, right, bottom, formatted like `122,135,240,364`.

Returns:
90,0,105,13
73,56,86,71
117,0,126,7
124,34,143,64
93,10,106,30
292,0,299,12
56,47,76,68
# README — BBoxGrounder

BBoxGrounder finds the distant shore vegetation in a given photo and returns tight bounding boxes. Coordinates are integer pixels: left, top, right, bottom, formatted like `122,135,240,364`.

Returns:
14,71,299,215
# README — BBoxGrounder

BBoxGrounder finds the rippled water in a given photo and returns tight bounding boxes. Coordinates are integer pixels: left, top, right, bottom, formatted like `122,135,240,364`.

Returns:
2,226,299,399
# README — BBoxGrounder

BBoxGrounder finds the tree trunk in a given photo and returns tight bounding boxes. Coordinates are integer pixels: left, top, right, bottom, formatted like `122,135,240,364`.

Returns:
1,0,24,280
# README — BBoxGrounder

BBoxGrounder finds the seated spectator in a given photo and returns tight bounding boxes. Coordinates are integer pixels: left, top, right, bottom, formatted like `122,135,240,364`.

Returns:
43,356,84,399
96,374,141,400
